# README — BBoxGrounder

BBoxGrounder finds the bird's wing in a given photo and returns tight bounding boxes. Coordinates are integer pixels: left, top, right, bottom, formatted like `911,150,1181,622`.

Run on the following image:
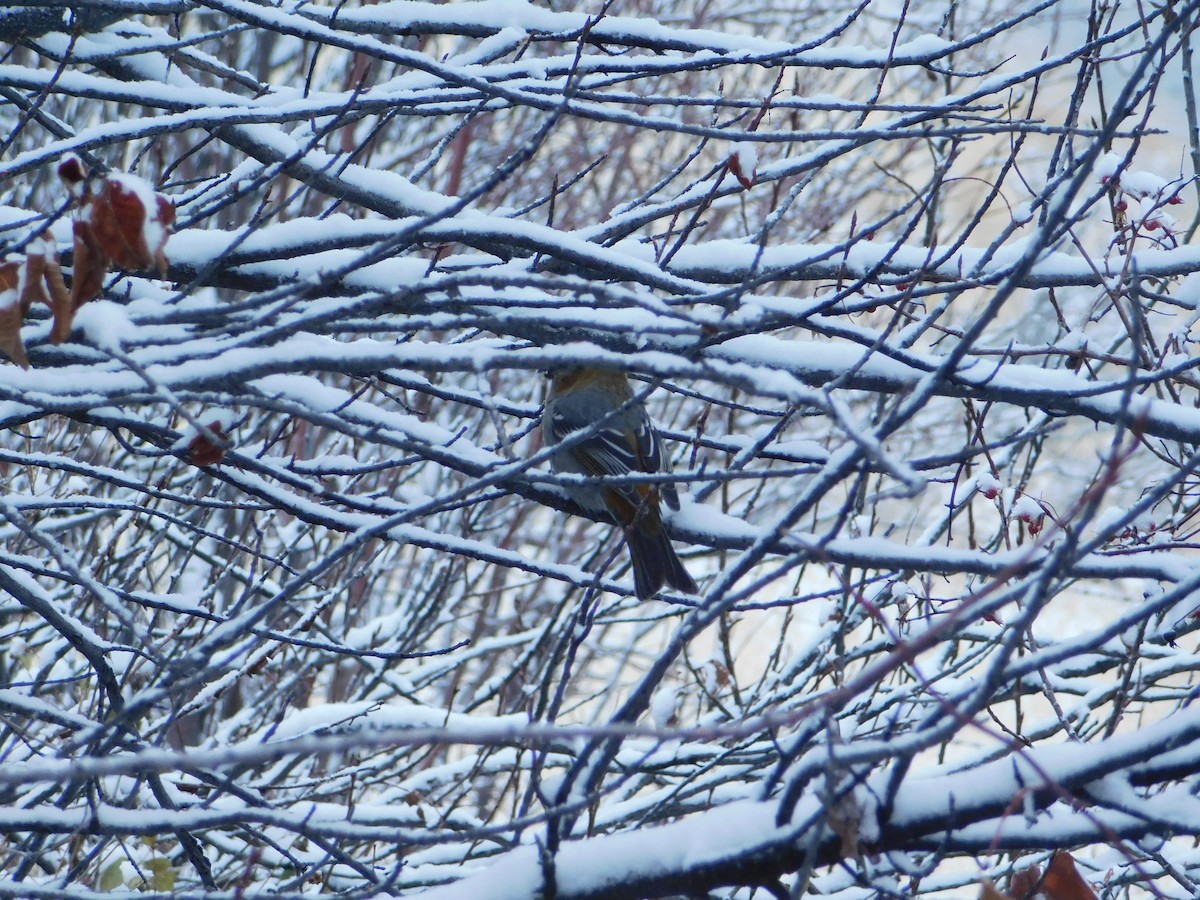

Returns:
630,412,680,509
546,393,681,515
549,411,646,477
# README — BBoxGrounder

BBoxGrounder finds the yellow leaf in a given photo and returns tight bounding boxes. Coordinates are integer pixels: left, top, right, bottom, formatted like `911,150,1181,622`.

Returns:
146,857,177,892
98,859,124,891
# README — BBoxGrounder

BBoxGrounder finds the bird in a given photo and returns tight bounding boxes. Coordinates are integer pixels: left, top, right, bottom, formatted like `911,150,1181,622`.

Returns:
541,366,698,600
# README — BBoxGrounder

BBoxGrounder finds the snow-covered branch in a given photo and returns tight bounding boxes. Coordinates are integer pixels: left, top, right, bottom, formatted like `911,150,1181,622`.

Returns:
4,0,1200,897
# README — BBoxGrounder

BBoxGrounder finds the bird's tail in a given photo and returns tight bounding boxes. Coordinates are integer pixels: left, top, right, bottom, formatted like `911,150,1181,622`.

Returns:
625,525,698,600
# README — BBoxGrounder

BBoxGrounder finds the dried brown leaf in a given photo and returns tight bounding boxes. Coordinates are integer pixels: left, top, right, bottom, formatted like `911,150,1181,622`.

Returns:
188,421,231,467
0,260,29,368
59,218,109,342
57,174,175,344
153,193,176,275
89,178,149,270
0,262,19,295
41,237,70,312
20,245,49,309
57,155,87,188
88,176,174,272
1010,863,1043,899
0,239,65,367
728,152,754,189
827,792,863,859
1042,851,1098,900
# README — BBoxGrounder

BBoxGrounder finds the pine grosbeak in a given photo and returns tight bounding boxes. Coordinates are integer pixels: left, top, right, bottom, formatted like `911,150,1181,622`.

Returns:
542,367,697,599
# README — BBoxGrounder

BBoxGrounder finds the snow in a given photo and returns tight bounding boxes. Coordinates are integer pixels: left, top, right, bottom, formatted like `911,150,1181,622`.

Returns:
730,141,759,187
1012,495,1044,520
899,34,954,57
1177,273,1200,310
973,472,1001,498
1051,331,1088,352
8,5,1200,898
648,684,679,729
170,409,236,450
410,800,780,900
245,700,527,744
300,0,795,54
1094,151,1124,183
73,300,137,351
1121,168,1181,201
251,372,492,458
671,235,1069,284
